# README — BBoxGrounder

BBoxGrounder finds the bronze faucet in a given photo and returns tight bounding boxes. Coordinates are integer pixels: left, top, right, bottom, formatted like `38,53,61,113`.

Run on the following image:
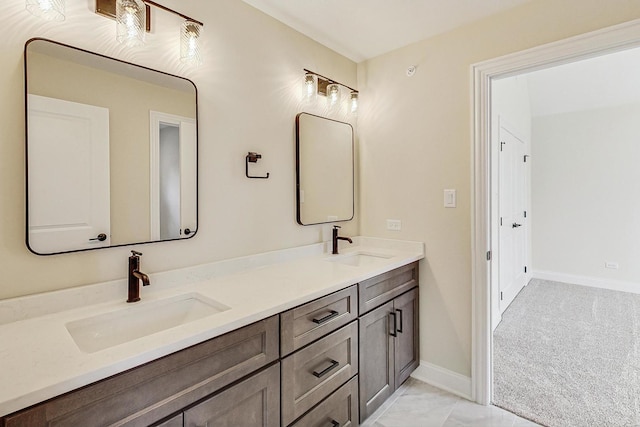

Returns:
128,250,150,303
332,225,353,254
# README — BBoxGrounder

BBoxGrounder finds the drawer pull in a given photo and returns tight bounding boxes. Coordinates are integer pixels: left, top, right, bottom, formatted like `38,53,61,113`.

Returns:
389,312,398,337
396,308,404,333
312,309,339,324
312,359,340,378
330,421,341,427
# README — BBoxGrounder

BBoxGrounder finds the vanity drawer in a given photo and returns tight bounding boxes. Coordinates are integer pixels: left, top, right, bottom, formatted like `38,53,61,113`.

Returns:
358,262,418,314
3,316,279,427
281,321,359,426
281,285,358,356
290,376,359,427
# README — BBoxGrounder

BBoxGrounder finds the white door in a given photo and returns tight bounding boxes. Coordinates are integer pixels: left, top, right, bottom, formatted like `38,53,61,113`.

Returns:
498,124,528,313
27,95,111,254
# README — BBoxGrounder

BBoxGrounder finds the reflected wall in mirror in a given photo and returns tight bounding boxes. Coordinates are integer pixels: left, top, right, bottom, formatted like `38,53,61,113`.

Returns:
25,38,198,255
296,113,354,225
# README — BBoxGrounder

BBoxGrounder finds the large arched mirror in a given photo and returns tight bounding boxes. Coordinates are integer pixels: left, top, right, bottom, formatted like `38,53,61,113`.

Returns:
25,38,198,255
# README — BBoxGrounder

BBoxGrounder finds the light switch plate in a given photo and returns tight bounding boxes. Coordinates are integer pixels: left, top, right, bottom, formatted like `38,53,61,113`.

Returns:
444,189,456,208
386,219,401,231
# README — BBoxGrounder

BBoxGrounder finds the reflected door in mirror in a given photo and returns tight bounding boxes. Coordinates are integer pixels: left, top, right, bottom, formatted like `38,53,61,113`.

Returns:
27,95,111,254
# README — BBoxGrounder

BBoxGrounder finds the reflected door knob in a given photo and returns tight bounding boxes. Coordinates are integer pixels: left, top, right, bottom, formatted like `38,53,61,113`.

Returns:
184,228,192,236
512,223,522,228
89,233,107,241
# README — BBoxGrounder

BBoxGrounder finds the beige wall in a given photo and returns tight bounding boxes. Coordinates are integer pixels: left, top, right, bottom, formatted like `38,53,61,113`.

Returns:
28,50,195,244
0,0,357,299
357,0,640,376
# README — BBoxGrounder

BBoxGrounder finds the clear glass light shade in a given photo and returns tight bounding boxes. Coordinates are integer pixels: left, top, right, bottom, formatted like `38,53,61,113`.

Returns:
116,0,146,47
26,0,65,21
181,20,203,65
327,83,341,108
303,73,316,100
350,92,359,114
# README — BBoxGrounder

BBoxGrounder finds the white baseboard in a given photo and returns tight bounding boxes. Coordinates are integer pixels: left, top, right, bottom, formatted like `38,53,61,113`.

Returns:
532,270,640,295
410,361,472,400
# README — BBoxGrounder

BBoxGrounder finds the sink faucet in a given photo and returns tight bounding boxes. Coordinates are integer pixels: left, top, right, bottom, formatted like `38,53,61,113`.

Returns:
332,225,353,255
128,250,150,303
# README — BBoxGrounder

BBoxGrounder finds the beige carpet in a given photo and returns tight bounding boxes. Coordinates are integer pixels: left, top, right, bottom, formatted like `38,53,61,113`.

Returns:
493,279,640,427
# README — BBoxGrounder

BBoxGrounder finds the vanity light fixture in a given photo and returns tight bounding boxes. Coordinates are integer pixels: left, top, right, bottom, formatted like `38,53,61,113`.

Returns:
303,72,317,101
116,0,146,47
350,91,358,114
96,0,204,64
26,0,65,21
180,20,203,65
302,69,359,114
327,83,340,109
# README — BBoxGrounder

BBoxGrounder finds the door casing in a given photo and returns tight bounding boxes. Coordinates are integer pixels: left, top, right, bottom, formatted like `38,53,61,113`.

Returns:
471,18,640,405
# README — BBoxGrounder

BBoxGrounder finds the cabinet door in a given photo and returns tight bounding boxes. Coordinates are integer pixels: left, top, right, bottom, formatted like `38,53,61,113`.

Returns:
393,288,419,388
184,364,280,427
358,301,394,421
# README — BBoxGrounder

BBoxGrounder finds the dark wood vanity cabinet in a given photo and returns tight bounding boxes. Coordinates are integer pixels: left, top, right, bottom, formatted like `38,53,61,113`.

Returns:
1,262,420,427
358,263,419,422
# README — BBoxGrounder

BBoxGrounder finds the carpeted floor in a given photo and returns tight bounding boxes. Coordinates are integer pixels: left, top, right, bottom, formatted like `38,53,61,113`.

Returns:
493,279,640,427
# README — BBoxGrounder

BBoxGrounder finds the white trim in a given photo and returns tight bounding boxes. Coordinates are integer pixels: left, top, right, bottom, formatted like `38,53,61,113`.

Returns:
472,18,640,406
411,361,472,400
532,270,640,295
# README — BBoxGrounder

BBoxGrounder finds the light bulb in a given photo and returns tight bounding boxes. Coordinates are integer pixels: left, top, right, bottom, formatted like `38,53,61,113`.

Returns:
116,0,145,47
327,83,340,108
26,0,65,21
181,20,203,65
303,73,316,100
350,91,359,114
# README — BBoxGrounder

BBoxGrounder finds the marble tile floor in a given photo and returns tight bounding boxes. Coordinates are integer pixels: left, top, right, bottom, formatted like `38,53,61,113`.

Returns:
361,378,542,427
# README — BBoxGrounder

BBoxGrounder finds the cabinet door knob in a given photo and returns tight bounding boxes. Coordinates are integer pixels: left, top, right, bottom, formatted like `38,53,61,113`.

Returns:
312,359,340,378
312,310,339,324
389,312,398,337
396,309,404,333
330,421,341,427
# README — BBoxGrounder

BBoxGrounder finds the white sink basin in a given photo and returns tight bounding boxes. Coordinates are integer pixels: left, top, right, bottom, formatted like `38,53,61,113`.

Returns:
66,293,230,353
327,251,393,267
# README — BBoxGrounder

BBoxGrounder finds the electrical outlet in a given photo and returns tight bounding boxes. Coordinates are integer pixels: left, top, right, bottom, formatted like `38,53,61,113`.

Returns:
386,219,401,231
605,261,619,269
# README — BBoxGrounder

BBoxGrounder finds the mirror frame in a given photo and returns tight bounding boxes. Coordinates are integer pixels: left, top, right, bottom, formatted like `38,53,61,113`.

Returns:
295,112,355,226
24,38,199,255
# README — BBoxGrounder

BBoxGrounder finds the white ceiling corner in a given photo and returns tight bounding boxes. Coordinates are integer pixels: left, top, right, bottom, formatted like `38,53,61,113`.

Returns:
241,0,536,62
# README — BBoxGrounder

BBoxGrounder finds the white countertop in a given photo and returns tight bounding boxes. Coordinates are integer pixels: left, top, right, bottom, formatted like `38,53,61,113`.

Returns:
0,237,424,417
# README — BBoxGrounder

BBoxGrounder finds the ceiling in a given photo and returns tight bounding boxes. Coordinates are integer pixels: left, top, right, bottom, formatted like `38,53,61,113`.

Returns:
242,0,535,62
525,46,640,117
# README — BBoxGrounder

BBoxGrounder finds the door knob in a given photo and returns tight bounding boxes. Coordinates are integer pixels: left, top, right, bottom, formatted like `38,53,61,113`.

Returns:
89,233,107,241
512,223,522,228
184,228,192,236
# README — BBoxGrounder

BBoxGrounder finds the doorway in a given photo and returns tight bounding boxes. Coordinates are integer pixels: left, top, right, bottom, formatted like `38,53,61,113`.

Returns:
471,18,640,406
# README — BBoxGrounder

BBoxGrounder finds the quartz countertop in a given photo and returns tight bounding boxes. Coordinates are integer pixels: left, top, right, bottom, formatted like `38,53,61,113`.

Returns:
0,237,424,417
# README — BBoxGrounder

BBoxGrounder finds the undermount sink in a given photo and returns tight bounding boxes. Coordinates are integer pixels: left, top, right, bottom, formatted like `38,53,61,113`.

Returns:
66,293,230,353
327,251,393,267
